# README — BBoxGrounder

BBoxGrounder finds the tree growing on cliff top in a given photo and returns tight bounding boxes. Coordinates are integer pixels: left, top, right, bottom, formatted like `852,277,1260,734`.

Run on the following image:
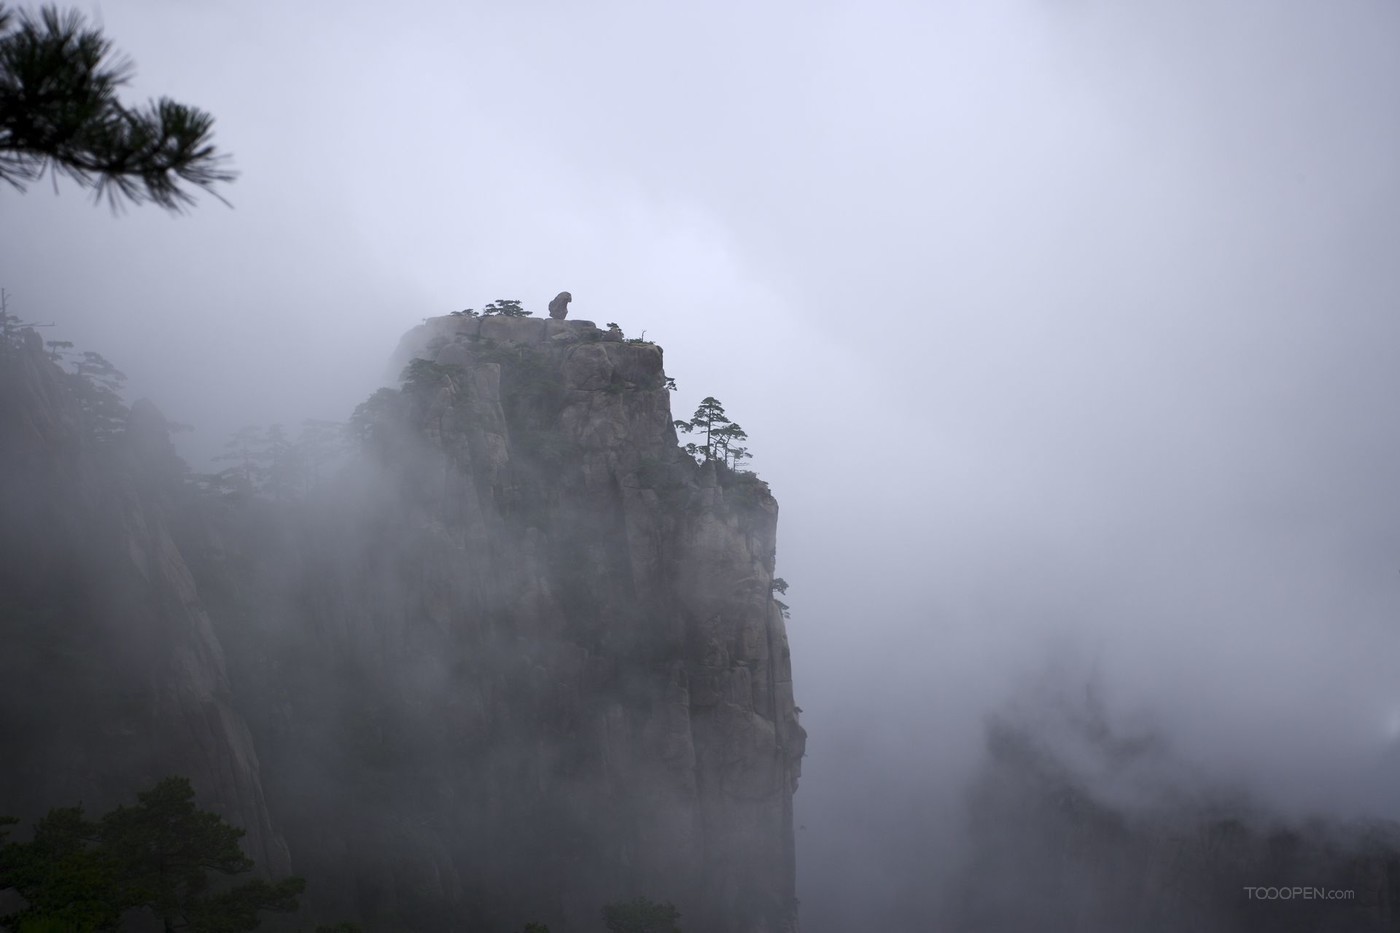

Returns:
70,350,128,442
0,4,236,210
0,777,304,932
481,298,528,317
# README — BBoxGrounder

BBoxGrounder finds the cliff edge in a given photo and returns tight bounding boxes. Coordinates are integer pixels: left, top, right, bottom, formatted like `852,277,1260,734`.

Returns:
200,314,806,931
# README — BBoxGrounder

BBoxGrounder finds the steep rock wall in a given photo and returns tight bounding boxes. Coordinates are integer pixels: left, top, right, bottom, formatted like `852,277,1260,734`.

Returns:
211,316,805,931
0,332,289,875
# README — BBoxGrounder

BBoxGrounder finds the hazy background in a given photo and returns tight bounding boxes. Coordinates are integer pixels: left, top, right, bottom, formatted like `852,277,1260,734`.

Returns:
3,0,1399,927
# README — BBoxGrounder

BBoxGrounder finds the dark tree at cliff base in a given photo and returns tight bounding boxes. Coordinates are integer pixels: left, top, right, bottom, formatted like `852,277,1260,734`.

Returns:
0,3,235,210
0,777,305,932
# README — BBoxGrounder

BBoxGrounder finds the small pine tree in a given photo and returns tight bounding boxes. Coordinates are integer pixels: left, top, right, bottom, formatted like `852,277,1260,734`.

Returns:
400,357,462,396
676,396,757,468
70,350,128,441
712,422,750,468
688,396,730,462
481,298,528,317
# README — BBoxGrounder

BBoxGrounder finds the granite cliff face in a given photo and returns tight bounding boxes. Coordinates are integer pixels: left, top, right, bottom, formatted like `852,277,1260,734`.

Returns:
1,314,804,932
189,315,806,931
0,331,290,876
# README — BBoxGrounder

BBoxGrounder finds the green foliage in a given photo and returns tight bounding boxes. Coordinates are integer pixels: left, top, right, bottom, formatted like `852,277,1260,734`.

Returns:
400,357,463,396
449,307,478,318
0,805,119,931
0,288,53,356
0,3,236,210
70,350,128,442
73,350,123,391
314,925,365,933
481,298,528,317
773,576,791,620
677,396,753,469
601,897,681,933
0,293,130,444
0,778,304,932
712,422,750,468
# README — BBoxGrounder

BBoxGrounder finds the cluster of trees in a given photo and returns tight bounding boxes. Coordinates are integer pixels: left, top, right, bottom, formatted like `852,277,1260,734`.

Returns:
203,419,347,500
0,778,306,933
675,396,750,469
449,298,529,318
1,291,135,443
2,778,684,933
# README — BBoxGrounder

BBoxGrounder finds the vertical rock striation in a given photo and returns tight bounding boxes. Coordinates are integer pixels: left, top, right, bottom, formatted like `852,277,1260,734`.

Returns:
218,315,806,931
0,313,804,931
0,331,289,875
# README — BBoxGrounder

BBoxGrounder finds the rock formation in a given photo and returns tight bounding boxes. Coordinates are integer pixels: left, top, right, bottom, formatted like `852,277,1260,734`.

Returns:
0,330,289,876
548,290,572,319
206,315,806,931
0,312,804,932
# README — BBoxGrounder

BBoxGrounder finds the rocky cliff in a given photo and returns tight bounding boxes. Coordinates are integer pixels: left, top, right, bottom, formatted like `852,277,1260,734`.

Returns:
0,330,290,877
1,313,805,932
185,314,806,931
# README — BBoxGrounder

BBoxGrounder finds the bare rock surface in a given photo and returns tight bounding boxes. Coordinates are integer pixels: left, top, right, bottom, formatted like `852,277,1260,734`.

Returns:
235,315,805,931
0,334,289,875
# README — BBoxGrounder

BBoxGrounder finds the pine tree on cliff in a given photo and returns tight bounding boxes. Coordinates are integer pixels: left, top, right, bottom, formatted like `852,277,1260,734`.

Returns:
0,4,235,210
676,396,754,468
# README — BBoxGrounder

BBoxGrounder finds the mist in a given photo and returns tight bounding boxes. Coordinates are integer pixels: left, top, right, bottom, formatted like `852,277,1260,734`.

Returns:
3,0,1399,929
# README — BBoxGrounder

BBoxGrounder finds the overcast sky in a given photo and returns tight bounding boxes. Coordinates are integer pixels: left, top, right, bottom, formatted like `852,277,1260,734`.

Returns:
3,0,1399,926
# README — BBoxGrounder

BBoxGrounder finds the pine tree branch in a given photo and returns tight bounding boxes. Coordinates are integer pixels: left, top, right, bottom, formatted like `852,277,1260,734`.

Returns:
0,3,235,211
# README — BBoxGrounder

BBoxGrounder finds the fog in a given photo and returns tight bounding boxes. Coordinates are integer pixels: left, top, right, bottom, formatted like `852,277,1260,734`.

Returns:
3,0,1399,928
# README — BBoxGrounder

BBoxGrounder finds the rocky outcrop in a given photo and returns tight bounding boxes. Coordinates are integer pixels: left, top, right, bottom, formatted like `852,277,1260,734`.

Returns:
207,315,805,931
0,331,289,875
1,312,803,931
